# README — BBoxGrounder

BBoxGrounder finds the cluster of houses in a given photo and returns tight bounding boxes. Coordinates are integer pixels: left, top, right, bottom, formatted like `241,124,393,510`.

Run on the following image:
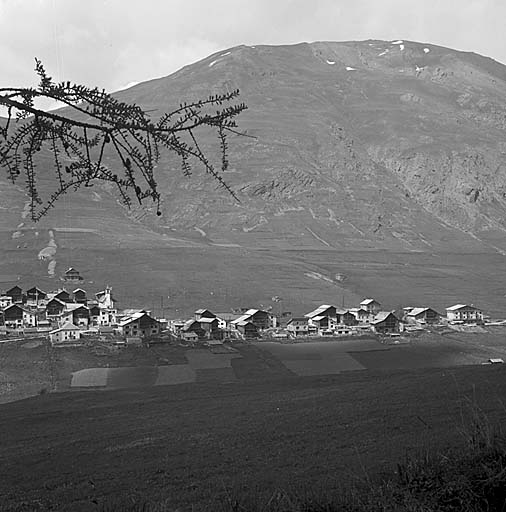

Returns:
0,268,161,344
0,268,487,345
286,300,484,337
167,299,485,342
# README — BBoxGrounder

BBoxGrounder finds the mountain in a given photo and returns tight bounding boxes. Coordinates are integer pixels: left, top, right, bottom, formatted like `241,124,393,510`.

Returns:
2,39,506,316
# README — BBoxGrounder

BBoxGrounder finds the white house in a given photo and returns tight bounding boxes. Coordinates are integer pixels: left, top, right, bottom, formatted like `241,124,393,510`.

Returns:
95,287,115,309
446,304,483,323
359,298,382,314
2,304,37,329
49,321,82,344
404,307,441,325
286,317,309,336
117,311,160,337
0,295,13,309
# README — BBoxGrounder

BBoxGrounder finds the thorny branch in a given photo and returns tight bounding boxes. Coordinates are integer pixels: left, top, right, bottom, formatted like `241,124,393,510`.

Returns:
0,59,248,221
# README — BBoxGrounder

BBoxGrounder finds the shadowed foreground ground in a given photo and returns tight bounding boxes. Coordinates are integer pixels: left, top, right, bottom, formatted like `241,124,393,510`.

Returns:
1,365,506,511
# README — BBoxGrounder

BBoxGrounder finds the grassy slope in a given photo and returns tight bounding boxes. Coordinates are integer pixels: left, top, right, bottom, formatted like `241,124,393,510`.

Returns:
1,365,506,511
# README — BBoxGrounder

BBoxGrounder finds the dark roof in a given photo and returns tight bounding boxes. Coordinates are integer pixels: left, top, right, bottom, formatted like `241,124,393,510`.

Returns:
287,317,308,323
5,285,22,293
26,286,46,294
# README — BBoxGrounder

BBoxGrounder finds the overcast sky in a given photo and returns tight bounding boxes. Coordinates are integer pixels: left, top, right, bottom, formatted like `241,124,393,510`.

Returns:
1,0,505,93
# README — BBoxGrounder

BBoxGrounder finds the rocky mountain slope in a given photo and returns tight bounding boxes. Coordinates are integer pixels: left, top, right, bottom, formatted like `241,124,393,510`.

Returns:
2,40,506,314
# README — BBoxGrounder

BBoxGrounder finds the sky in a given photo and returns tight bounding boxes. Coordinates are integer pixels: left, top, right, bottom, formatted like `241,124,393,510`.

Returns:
1,0,505,94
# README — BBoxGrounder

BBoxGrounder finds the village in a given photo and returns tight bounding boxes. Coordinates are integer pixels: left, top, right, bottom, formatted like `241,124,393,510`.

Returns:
0,266,494,348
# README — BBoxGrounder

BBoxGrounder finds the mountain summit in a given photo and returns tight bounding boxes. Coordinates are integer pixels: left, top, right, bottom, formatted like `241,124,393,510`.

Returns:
2,40,506,314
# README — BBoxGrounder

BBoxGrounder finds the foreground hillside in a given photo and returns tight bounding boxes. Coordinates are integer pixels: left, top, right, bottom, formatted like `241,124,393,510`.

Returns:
2,39,506,315
1,365,506,511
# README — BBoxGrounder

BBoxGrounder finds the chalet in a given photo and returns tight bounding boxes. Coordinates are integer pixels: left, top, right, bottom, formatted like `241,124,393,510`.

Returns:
243,309,272,329
49,321,81,344
73,288,87,304
63,267,83,282
45,298,66,318
194,309,216,321
0,295,13,309
88,303,116,326
199,317,220,339
370,311,401,334
3,304,37,328
311,315,336,333
234,320,259,338
95,287,115,309
5,286,23,304
404,307,441,325
446,304,483,324
359,298,382,315
168,319,186,335
182,319,205,339
53,289,72,303
182,331,198,342
305,305,337,321
25,287,46,306
336,308,358,326
286,317,309,336
231,309,272,330
349,307,372,323
214,312,243,331
60,304,90,328
118,311,160,338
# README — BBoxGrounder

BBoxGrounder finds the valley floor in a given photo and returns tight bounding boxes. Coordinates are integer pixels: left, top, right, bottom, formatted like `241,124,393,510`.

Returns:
1,361,506,511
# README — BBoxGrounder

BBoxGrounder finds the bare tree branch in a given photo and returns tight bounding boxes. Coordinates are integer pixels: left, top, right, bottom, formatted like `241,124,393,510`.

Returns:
0,59,248,221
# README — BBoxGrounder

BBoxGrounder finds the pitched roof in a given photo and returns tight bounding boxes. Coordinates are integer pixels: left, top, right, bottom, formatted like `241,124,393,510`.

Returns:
407,307,429,316
121,308,146,316
231,314,253,324
72,288,86,294
47,297,65,306
50,321,80,333
118,311,155,327
446,304,478,311
182,319,200,331
214,312,243,321
4,303,34,314
407,307,440,317
26,286,46,294
235,320,257,327
64,304,89,312
335,308,354,315
312,315,328,322
199,317,218,324
305,305,335,318
371,311,398,324
195,308,215,315
287,317,308,323
360,298,379,305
